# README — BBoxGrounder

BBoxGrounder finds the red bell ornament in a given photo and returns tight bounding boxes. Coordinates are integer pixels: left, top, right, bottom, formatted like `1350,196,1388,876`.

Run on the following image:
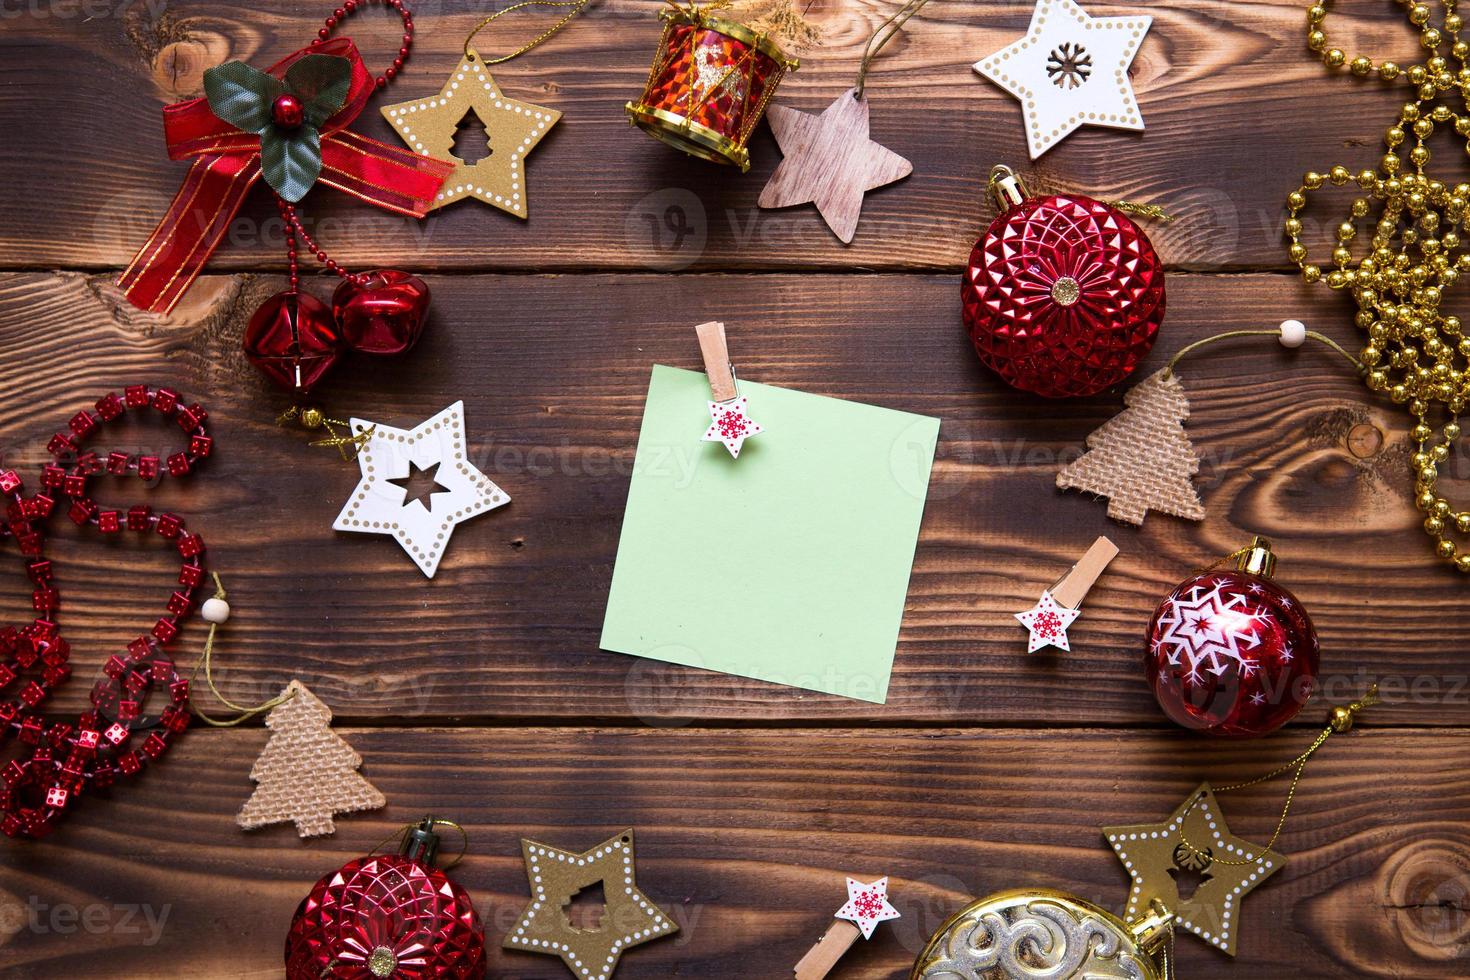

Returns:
243,291,345,393
1146,538,1320,738
962,166,1166,398
285,817,486,979
333,270,431,356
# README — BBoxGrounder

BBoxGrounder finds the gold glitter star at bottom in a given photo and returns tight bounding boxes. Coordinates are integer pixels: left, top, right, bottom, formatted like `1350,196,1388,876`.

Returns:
1103,782,1283,956
504,829,678,980
380,47,560,217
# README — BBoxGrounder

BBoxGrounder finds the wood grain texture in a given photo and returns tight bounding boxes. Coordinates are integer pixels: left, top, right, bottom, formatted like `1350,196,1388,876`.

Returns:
0,0,1434,273
0,270,1459,727
1,727,1465,978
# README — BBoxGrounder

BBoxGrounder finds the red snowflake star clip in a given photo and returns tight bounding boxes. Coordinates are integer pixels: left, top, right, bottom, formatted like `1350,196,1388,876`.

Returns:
835,876,900,940
1014,589,1081,653
703,396,763,458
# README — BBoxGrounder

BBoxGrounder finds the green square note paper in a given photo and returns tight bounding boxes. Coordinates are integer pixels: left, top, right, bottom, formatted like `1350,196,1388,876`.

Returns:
600,365,940,703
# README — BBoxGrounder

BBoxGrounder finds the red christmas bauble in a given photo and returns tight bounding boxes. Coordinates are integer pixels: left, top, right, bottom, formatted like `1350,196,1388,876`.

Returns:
243,290,344,393
285,820,485,979
333,270,431,356
962,171,1165,398
1145,540,1319,737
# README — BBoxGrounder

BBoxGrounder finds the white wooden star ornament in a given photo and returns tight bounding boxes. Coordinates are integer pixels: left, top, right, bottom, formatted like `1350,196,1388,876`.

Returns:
695,320,763,459
975,0,1151,158
332,400,510,577
757,89,912,244
381,47,561,217
1015,590,1081,652
794,875,902,979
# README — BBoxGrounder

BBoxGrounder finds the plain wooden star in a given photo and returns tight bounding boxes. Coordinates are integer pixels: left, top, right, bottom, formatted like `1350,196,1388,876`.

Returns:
757,88,912,244
380,47,560,218
1103,782,1284,956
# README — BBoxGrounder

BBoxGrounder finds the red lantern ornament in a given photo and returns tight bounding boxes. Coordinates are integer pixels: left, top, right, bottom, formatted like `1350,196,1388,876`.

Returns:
285,817,486,979
1146,538,1320,738
963,165,1166,398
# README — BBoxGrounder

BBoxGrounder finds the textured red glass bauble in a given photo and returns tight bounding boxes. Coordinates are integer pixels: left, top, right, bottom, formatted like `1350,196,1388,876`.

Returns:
1145,540,1319,737
243,291,344,393
962,177,1165,398
285,820,485,979
333,270,431,356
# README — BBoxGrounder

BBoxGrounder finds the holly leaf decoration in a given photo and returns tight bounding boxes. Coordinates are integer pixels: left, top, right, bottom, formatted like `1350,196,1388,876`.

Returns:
284,54,353,129
262,125,322,204
203,61,285,134
202,54,353,203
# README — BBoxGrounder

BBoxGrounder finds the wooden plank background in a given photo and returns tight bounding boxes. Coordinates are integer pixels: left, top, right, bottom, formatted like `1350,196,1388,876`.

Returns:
2,0,1468,977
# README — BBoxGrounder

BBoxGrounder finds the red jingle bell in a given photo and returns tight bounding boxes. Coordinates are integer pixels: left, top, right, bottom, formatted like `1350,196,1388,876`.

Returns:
243,291,344,393
333,270,430,356
962,166,1165,398
1146,538,1320,738
285,817,486,979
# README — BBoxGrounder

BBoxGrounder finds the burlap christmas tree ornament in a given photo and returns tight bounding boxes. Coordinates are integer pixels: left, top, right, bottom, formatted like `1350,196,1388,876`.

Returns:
236,680,385,838
1056,368,1206,525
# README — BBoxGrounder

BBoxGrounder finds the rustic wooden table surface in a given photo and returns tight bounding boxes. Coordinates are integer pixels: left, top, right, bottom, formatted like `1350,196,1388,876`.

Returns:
2,0,1468,977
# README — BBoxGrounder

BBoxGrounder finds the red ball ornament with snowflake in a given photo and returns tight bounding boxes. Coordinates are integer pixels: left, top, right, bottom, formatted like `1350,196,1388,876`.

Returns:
285,817,485,979
963,166,1165,399
1145,538,1319,738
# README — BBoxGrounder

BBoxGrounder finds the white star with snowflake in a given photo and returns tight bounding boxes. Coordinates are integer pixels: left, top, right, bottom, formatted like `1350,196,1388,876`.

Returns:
973,0,1151,158
1154,580,1263,685
835,876,900,940
332,401,509,578
1015,590,1081,653
703,396,763,458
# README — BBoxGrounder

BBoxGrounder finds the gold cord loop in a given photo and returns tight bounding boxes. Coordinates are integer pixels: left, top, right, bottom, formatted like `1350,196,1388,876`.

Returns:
464,0,592,63
188,573,298,728
1162,328,1364,379
854,0,931,99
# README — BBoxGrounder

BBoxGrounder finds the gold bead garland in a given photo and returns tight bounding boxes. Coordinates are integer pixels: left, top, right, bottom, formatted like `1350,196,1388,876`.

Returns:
1287,0,1470,571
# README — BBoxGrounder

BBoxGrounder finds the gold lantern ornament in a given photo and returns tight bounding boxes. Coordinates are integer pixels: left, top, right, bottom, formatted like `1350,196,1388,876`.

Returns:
624,2,797,171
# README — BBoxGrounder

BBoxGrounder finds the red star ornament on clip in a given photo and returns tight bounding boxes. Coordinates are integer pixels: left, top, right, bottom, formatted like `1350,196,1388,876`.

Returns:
1014,589,1081,652
757,89,912,244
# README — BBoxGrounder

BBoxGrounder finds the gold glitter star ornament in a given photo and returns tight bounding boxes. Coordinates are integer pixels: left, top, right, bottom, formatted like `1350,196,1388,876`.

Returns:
332,400,510,577
503,829,679,979
1104,782,1282,956
381,47,561,217
974,0,1151,158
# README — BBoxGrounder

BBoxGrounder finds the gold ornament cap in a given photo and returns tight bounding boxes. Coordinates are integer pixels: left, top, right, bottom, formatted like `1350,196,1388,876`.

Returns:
988,164,1028,211
1235,536,1277,578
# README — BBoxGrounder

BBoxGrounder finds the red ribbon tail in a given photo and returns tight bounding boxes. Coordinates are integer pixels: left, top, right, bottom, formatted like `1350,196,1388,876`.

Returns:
117,153,261,315
318,131,456,217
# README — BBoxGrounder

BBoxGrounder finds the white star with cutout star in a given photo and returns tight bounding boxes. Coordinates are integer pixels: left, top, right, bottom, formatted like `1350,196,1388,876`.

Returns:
703,396,763,458
1015,589,1081,652
835,877,901,940
974,0,1151,158
332,401,509,577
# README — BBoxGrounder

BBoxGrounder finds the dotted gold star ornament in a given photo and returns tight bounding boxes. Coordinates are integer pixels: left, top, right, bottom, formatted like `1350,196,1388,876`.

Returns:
332,400,509,577
381,47,560,217
1103,782,1283,955
974,0,1151,159
504,829,678,980
757,89,913,244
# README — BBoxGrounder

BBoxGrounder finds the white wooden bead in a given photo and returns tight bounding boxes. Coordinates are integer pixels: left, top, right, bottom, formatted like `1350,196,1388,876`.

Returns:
201,597,230,624
1279,319,1307,348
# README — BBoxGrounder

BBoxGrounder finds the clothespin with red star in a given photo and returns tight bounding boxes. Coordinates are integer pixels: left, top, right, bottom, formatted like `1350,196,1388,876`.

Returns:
793,876,901,979
696,320,763,458
1014,536,1118,652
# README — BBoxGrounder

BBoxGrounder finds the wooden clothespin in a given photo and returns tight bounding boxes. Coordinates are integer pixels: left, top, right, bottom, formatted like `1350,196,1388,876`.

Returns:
793,877,900,980
696,320,763,458
1014,536,1118,653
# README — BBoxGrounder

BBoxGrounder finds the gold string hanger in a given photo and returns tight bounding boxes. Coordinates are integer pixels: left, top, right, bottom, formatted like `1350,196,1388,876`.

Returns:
464,0,593,63
189,573,298,728
984,164,1175,221
1162,325,1364,380
854,0,930,99
1175,684,1380,867
369,816,471,870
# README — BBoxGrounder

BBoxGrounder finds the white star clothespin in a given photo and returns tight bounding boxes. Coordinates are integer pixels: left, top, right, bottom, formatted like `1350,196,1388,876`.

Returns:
975,0,1152,158
332,401,509,577
1015,536,1118,652
696,320,763,458
794,876,901,980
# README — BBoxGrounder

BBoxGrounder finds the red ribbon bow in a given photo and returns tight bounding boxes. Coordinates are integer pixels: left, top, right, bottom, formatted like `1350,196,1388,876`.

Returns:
118,39,455,315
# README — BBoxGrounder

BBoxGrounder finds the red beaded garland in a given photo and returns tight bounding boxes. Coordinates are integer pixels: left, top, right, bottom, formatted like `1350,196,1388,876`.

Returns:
0,385,211,838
